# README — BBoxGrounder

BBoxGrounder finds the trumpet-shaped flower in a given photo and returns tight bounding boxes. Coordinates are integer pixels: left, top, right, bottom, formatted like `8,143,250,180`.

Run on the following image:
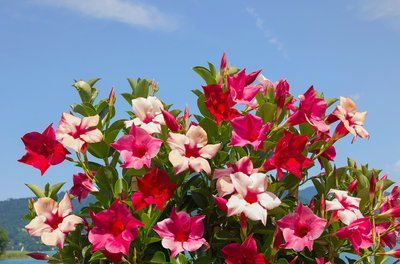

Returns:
111,125,163,170
25,193,83,249
70,173,98,202
213,157,256,197
227,69,261,106
325,189,363,225
326,96,369,142
88,199,143,257
56,113,103,153
263,131,313,180
276,203,327,251
286,86,330,133
125,96,165,134
18,124,69,175
203,83,241,125
381,186,400,212
153,208,208,258
336,217,373,255
131,167,176,211
226,172,281,225
167,125,220,174
230,114,271,150
221,234,267,264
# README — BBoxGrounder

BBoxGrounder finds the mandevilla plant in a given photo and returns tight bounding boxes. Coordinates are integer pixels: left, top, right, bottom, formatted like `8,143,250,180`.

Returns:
19,54,400,263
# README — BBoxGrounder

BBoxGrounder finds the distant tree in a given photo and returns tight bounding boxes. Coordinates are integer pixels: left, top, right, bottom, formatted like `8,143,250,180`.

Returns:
0,228,9,255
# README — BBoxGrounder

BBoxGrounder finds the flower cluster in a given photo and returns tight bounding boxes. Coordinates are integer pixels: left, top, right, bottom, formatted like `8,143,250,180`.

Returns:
19,54,399,263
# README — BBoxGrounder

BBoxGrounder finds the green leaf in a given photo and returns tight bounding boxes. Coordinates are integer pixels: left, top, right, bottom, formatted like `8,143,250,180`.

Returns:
193,66,216,84
127,78,136,91
149,251,167,263
194,256,211,264
89,251,106,263
88,141,110,159
114,178,127,196
96,166,118,193
73,80,92,103
208,62,217,77
326,97,338,108
86,78,101,87
197,94,212,119
25,184,45,198
256,102,277,123
49,182,65,199
44,182,50,196
171,253,188,264
312,178,325,195
135,79,149,98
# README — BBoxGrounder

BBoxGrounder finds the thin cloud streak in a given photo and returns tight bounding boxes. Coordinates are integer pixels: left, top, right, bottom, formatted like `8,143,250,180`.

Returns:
34,0,178,30
246,7,288,59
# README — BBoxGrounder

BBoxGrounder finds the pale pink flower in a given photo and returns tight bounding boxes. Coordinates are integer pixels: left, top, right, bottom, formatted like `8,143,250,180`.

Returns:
326,96,369,142
226,172,281,225
25,193,83,249
325,189,363,225
336,217,373,255
167,125,220,174
111,125,163,170
153,208,208,258
230,114,271,150
213,157,256,197
56,113,103,152
125,96,165,134
276,203,327,251
70,173,98,202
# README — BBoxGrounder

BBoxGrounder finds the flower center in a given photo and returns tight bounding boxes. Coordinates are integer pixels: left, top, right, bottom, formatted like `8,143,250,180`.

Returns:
45,214,63,230
175,230,189,242
185,144,201,158
111,220,125,236
294,224,309,238
244,191,258,204
134,146,147,157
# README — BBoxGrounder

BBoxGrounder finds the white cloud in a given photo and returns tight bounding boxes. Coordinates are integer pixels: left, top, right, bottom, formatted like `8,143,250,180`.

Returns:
34,0,178,30
351,0,400,28
245,8,288,59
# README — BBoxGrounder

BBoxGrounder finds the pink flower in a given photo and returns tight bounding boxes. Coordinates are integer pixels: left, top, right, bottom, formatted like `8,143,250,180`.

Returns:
336,217,373,255
167,125,221,174
276,203,327,251
221,234,267,264
325,189,363,225
18,124,69,175
316,258,332,264
263,131,313,180
56,113,103,152
258,75,294,111
326,96,369,143
381,186,400,212
226,172,281,225
286,86,330,133
227,69,262,106
213,157,256,197
131,167,176,211
125,96,165,134
376,222,399,249
70,173,98,202
230,114,271,150
111,125,163,170
153,208,208,258
25,193,83,249
88,199,143,257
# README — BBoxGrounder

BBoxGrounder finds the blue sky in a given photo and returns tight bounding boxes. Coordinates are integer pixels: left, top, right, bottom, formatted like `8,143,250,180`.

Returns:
1,0,399,200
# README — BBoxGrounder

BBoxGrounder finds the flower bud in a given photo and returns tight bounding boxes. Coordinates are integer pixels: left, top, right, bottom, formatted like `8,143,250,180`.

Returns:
348,179,358,193
108,87,116,107
27,252,50,260
161,110,179,132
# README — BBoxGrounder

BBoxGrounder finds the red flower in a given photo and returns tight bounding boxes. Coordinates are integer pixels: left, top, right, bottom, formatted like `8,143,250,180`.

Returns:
263,131,313,180
18,124,69,175
202,83,241,125
286,86,329,133
221,234,267,264
70,173,98,203
131,167,176,211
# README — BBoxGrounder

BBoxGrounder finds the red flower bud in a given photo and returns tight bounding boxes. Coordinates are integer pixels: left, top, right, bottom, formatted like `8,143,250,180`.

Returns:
27,252,49,260
370,174,377,196
220,52,227,70
161,110,179,132
348,179,358,193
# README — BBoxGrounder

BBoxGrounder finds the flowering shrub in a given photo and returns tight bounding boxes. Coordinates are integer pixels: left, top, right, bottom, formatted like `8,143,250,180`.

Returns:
19,54,399,263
